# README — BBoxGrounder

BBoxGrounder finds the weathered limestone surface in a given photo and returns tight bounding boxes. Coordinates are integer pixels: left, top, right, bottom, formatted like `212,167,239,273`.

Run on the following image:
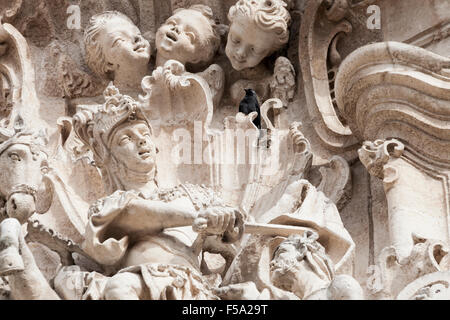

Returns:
0,0,448,300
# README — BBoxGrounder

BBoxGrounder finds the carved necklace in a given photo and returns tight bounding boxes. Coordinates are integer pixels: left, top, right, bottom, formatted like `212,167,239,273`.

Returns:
143,183,225,212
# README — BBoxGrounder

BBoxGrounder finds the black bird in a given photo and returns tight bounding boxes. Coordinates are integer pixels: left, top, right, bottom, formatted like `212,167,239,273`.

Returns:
239,88,261,129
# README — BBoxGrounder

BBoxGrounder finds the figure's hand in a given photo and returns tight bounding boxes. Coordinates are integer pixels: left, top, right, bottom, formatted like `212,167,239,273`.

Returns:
214,282,262,300
193,207,236,235
193,207,245,244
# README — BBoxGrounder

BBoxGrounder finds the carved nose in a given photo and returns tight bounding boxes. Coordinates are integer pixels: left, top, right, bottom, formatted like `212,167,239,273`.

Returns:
6,193,35,224
171,25,179,33
236,48,246,59
134,36,141,43
138,138,147,146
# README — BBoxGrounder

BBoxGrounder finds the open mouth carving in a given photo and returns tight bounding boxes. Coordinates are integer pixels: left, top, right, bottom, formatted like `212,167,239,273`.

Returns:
134,44,147,52
138,150,152,158
166,31,178,42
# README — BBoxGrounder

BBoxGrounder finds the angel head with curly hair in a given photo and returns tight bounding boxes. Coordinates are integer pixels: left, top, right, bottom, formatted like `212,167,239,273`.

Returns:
226,0,291,71
155,5,221,67
84,11,151,90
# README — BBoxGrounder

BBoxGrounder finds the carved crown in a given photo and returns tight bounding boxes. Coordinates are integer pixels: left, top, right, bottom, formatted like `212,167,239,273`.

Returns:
73,83,151,166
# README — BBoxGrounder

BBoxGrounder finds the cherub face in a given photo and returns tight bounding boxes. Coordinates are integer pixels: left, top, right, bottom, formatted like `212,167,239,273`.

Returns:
226,16,277,71
110,122,156,174
98,16,151,73
155,9,213,64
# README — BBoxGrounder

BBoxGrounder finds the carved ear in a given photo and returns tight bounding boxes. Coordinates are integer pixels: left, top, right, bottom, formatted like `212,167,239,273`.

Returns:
35,175,53,214
106,62,116,72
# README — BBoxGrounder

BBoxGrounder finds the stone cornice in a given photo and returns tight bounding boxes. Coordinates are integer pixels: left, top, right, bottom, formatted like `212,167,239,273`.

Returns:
336,41,450,164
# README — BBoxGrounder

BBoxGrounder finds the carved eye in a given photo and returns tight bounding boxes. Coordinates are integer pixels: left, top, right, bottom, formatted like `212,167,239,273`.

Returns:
112,38,123,47
186,32,196,43
119,136,131,145
9,153,21,162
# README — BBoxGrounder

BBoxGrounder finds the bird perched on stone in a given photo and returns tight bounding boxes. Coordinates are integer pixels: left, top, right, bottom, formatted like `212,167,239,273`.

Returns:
239,88,261,129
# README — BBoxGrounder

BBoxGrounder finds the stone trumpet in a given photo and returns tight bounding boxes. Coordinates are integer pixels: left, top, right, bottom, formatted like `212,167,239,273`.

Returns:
0,218,25,276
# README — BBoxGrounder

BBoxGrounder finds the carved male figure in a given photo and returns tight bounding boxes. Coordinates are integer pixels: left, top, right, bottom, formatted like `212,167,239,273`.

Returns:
84,11,151,92
216,179,360,300
270,232,364,300
71,85,243,300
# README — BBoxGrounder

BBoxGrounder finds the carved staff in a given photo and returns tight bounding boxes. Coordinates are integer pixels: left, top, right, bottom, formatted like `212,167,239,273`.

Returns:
192,221,315,255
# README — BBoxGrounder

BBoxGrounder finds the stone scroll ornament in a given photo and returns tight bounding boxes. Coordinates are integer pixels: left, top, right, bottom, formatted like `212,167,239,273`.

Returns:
137,59,216,189
336,41,450,299
0,21,45,128
298,0,384,154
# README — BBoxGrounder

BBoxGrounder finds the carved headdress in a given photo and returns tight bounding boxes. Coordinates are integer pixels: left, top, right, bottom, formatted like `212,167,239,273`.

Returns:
0,116,48,157
73,83,153,193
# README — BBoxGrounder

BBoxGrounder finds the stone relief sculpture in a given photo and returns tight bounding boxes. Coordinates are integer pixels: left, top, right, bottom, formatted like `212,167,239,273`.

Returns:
0,118,59,300
155,5,225,107
155,5,221,67
55,84,242,300
225,0,296,111
84,11,152,94
0,0,448,302
217,178,361,300
225,0,290,71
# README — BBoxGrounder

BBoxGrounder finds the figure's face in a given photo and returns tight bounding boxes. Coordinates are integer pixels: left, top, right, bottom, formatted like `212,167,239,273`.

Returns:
110,122,156,174
156,9,213,64
226,16,277,71
98,16,151,72
269,243,301,292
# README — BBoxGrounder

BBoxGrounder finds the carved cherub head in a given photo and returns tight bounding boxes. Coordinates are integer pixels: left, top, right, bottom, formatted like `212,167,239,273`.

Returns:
226,0,291,71
155,5,221,66
84,11,151,82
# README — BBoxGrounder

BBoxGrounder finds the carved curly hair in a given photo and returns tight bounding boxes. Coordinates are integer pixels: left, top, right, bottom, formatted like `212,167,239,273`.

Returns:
228,0,291,51
84,11,136,79
169,4,221,64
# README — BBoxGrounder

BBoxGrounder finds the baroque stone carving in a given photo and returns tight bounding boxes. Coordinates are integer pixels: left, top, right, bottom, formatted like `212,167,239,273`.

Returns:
339,39,450,299
225,0,291,71
0,0,448,302
84,11,151,94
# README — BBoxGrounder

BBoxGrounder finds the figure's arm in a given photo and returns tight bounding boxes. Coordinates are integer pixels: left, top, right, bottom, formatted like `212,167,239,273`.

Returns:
115,198,243,239
9,229,61,300
113,198,198,234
